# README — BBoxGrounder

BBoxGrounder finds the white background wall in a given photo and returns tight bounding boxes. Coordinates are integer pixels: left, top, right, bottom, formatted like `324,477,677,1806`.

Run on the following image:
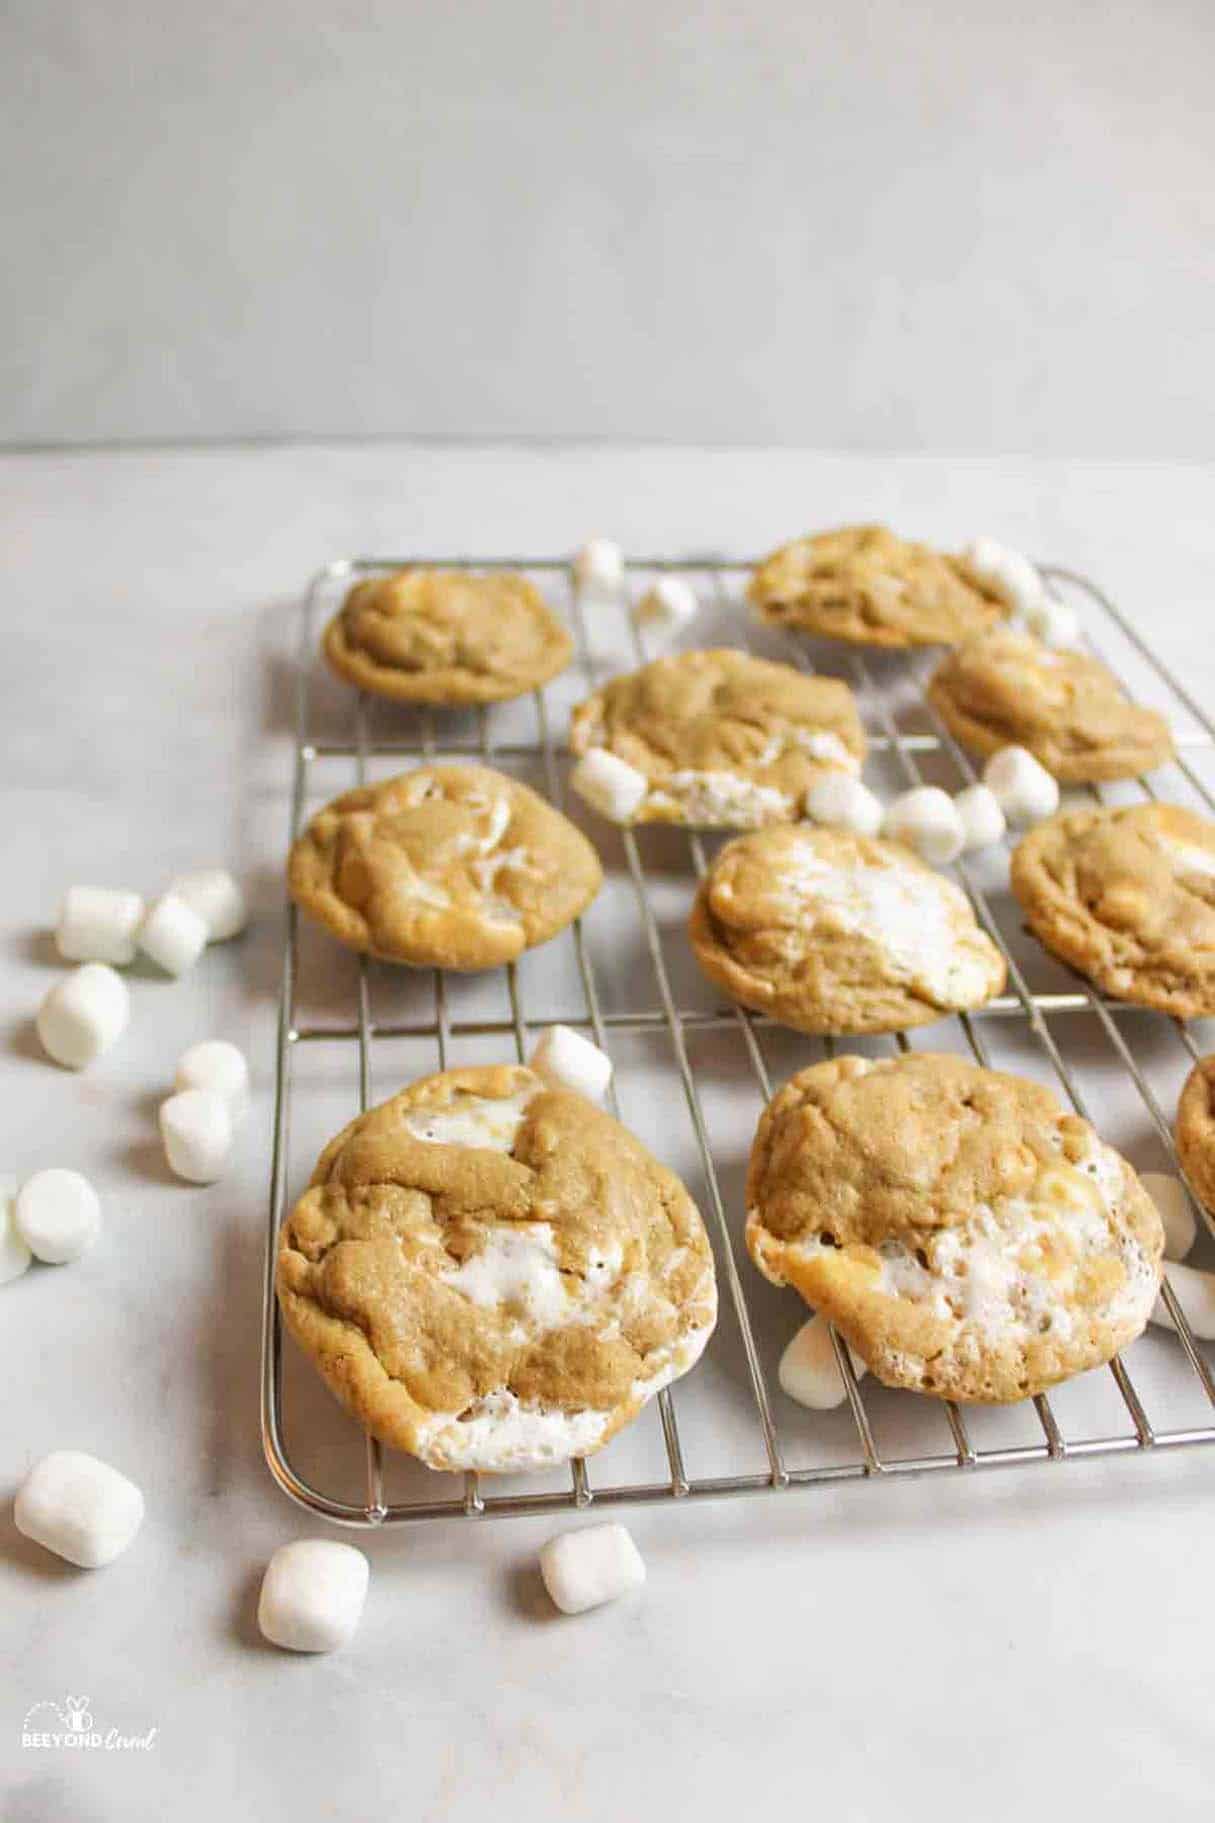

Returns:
2,0,1212,452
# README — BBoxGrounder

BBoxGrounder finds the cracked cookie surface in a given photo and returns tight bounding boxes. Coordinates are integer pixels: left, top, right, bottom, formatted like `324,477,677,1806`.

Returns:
746,1052,1162,1402
1177,1054,1215,1219
276,1064,718,1471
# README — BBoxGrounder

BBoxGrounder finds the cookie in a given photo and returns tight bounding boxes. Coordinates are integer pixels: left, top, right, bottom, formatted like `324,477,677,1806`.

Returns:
748,524,1008,649
276,1064,717,1472
288,764,602,969
322,568,572,705
689,825,1006,1034
1176,1055,1215,1219
1010,802,1215,1017
927,626,1174,782
746,1052,1163,1403
568,647,865,828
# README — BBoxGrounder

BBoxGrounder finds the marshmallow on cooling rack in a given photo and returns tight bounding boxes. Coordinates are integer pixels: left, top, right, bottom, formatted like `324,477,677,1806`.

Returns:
982,746,1060,827
953,783,1007,854
1141,1173,1197,1264
883,786,965,866
258,1539,370,1653
803,772,884,839
56,886,145,966
159,1089,233,1184
779,1314,867,1412
572,539,625,600
15,1449,145,1569
570,747,648,823
15,1169,101,1265
539,1522,646,1615
137,893,209,976
1024,595,1080,650
169,869,248,942
529,1024,613,1102
633,577,699,640
961,536,1044,616
175,1039,250,1122
1151,1261,1215,1341
1,1180,32,1285
37,963,130,1070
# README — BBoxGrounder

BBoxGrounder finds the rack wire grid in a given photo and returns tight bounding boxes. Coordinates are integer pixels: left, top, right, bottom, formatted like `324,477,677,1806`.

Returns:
262,551,1215,1527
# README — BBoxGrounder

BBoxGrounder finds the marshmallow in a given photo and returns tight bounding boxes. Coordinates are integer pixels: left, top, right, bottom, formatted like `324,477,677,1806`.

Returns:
982,745,1060,826
15,1169,101,1265
14,1450,145,1568
138,893,209,976
258,1540,370,1653
804,772,884,838
953,783,1007,854
1150,1261,1215,1341
37,963,129,1070
633,577,698,640
1024,595,1080,650
529,1024,613,1102
883,786,965,866
570,747,648,823
1141,1172,1197,1264
961,537,1044,615
572,539,624,599
539,1522,646,1615
174,1039,250,1122
169,869,248,942
56,886,145,966
778,1314,867,1411
159,1089,233,1184
1,1179,32,1285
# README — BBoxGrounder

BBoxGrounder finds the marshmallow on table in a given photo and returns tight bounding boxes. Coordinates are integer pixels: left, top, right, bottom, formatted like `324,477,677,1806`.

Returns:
1024,595,1080,650
37,963,130,1070
804,773,884,838
258,1540,370,1653
1151,1261,1215,1340
883,787,965,866
982,746,1060,827
14,1450,144,1568
1,1179,32,1285
953,783,1007,854
570,747,648,823
159,1089,233,1184
169,869,248,942
1141,1173,1197,1264
529,1024,613,1102
633,577,698,640
961,537,1044,616
56,886,145,966
15,1169,101,1265
572,539,624,600
779,1314,867,1411
175,1039,250,1122
138,893,209,976
539,1522,645,1615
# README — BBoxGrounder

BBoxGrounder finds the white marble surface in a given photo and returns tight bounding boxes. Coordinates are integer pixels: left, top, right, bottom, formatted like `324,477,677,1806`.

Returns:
3,443,1214,1821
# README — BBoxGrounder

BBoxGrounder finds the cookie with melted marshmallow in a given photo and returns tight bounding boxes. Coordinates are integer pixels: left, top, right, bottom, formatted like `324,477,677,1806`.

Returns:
1176,1054,1215,1220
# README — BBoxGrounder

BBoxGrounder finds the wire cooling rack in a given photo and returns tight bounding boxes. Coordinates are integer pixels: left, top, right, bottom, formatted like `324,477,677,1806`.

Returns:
261,554,1215,1527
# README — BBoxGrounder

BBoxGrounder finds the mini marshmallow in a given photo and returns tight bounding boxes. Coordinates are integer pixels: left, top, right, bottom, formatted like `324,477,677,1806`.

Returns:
56,886,145,966
169,869,248,942
633,577,698,640
138,893,209,976
36,963,130,1070
961,536,1044,616
14,1450,144,1568
1,1179,32,1285
159,1089,233,1184
1151,1261,1215,1341
1141,1172,1197,1264
778,1314,867,1411
15,1169,101,1265
1024,595,1080,650
982,745,1060,827
175,1039,250,1121
883,786,964,866
539,1522,645,1615
258,1539,370,1653
572,538,624,599
529,1024,613,1101
570,747,648,823
953,783,1007,854
804,772,884,838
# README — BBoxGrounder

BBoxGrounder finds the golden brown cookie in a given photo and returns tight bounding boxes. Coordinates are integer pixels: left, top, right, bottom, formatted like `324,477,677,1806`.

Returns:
748,524,1008,649
689,825,1006,1034
746,1052,1163,1403
288,764,601,969
1010,803,1215,1017
322,568,572,704
1176,1055,1215,1218
276,1064,717,1472
927,626,1174,782
568,647,865,828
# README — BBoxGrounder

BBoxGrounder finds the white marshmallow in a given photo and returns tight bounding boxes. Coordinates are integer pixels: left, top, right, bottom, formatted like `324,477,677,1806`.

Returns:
1150,1261,1215,1341
1,1179,32,1285
953,783,1007,854
15,1169,101,1265
14,1450,145,1568
1024,595,1080,650
169,869,248,942
36,964,130,1070
529,1025,613,1102
159,1089,233,1184
883,786,964,866
803,772,885,838
633,577,698,639
56,886,145,966
570,747,648,823
982,745,1060,826
961,536,1044,615
572,538,624,599
539,1522,646,1615
257,1539,370,1653
1141,1173,1197,1264
174,1039,250,1122
778,1315,867,1411
138,893,209,976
